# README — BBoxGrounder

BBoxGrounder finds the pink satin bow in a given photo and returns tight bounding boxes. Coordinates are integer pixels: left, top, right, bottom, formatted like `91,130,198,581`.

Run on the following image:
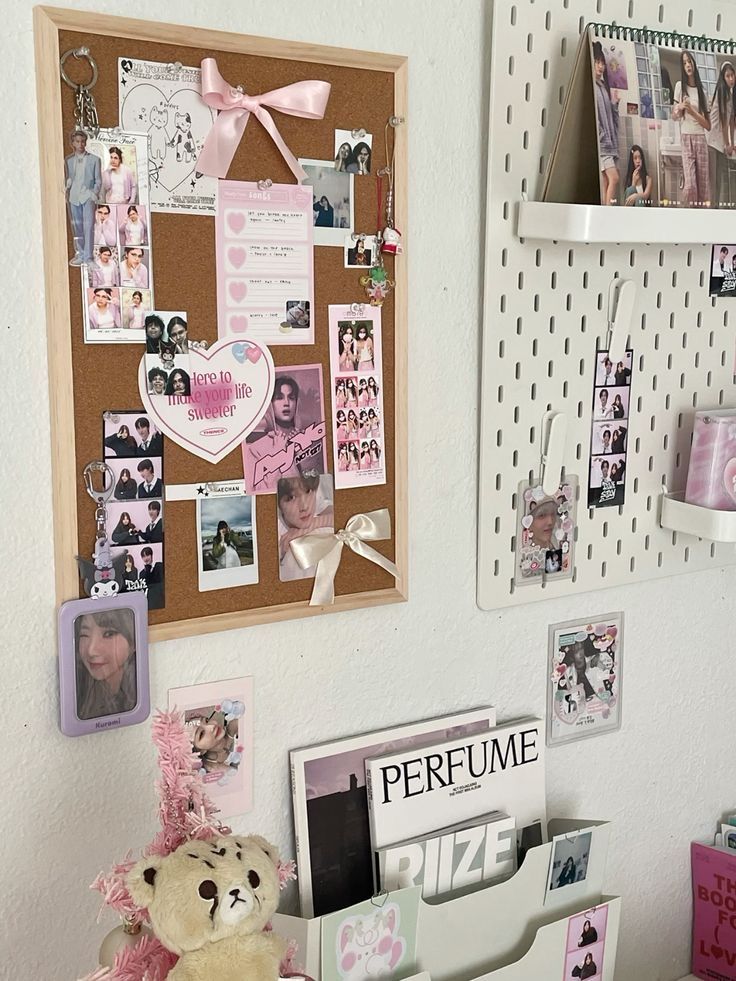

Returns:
196,58,331,182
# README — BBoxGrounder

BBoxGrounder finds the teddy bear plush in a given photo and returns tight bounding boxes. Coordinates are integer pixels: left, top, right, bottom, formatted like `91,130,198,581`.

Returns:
127,833,286,981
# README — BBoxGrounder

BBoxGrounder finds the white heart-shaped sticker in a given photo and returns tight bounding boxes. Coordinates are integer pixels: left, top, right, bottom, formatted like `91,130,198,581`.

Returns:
138,339,275,464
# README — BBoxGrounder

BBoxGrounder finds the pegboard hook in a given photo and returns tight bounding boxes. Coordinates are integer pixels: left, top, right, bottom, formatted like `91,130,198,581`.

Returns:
606,278,636,364
540,410,567,496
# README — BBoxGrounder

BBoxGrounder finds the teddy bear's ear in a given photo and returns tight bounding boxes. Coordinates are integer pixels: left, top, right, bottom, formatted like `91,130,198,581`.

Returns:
246,834,280,867
126,854,164,908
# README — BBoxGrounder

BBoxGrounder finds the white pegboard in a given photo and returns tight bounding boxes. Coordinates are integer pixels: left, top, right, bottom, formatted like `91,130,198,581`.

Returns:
478,0,736,610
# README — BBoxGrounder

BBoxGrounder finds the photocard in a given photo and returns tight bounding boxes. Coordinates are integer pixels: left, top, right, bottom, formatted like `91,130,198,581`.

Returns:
168,677,254,818
298,158,355,246
514,478,577,585
547,614,623,748
119,246,150,289
334,129,373,175
57,592,150,737
547,830,593,898
117,203,149,247
197,493,259,591
595,350,632,387
243,364,326,495
277,474,334,582
592,385,629,422
344,235,377,268
121,287,152,331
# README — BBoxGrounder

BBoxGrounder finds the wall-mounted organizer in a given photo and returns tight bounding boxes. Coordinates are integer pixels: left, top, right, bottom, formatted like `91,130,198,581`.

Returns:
273,820,620,981
477,0,736,611
35,7,408,640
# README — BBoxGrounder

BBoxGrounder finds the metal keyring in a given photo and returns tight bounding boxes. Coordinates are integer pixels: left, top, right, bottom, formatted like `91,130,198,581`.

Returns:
83,461,115,503
60,47,99,90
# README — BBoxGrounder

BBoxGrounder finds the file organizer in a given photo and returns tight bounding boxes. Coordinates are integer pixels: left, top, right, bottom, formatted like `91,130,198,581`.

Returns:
273,820,620,981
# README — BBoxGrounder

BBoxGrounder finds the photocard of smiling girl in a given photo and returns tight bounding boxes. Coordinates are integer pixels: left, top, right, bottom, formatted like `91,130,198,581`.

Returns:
514,478,577,585
58,592,150,737
168,677,254,818
277,474,335,582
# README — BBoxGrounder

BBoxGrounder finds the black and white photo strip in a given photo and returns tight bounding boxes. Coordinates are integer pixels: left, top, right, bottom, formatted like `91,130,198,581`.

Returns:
144,311,192,397
709,244,736,297
588,350,633,509
102,410,164,609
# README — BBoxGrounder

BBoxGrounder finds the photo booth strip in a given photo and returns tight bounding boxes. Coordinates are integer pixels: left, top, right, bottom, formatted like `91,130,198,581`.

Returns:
216,180,315,345
587,348,633,509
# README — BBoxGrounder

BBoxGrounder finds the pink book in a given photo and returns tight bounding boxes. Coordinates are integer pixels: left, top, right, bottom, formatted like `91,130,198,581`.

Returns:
692,841,736,979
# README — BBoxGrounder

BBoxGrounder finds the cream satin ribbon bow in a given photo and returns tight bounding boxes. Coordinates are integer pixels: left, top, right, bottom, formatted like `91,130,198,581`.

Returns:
290,509,398,606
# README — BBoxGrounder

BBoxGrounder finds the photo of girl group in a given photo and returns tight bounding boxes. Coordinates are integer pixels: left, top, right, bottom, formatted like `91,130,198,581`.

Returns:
102,410,165,609
548,615,622,746
590,31,736,208
143,311,194,396
563,905,609,981
170,677,254,817
331,311,387,490
68,129,154,343
709,243,736,295
587,349,633,508
515,479,577,584
333,129,373,175
276,474,335,582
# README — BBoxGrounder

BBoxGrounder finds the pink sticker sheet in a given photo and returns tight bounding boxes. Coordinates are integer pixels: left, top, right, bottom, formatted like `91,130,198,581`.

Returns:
216,180,315,345
329,304,386,489
562,905,608,981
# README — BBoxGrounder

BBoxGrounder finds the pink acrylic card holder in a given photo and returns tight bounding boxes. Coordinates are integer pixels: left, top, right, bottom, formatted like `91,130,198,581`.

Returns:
684,409,736,510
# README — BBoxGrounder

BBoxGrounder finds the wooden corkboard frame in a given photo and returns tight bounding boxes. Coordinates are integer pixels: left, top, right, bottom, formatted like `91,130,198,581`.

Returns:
34,6,408,641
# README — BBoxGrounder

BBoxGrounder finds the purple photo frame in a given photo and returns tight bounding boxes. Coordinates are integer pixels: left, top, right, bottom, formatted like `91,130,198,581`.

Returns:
58,592,150,737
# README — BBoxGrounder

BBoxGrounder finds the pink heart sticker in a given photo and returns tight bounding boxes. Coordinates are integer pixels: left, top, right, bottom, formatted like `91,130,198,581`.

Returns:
137,339,275,464
229,282,247,303
723,458,736,503
227,212,246,234
229,315,248,333
228,247,246,269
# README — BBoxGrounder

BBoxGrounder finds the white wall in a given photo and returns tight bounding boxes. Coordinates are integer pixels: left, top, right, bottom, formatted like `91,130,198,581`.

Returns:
2,1,732,979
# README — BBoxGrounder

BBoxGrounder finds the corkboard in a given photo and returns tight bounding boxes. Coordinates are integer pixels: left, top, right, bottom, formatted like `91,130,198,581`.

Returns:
35,8,408,640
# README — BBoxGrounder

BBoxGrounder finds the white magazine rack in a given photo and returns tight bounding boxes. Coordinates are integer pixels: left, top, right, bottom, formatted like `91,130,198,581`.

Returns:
273,820,620,981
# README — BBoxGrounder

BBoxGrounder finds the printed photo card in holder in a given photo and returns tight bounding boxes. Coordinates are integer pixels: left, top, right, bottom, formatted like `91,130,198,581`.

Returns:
515,477,577,584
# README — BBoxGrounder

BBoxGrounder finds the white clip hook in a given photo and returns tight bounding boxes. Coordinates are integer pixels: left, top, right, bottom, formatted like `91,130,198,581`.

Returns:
540,410,567,496
606,278,635,365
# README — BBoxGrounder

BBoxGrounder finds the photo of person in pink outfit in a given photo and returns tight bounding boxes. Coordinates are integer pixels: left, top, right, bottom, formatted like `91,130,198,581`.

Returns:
102,145,138,205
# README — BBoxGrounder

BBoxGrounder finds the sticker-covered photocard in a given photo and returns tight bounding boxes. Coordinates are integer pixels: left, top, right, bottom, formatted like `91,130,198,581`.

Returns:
277,474,334,582
299,158,355,246
546,830,593,901
216,180,315,345
344,234,377,268
168,676,254,818
548,614,623,748
334,129,373,175
118,58,218,215
58,592,150,737
515,478,577,584
710,244,736,296
103,411,164,459
242,364,327,495
197,493,258,591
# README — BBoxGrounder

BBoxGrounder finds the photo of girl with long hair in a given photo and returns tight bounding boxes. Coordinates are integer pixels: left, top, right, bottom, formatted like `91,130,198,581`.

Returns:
591,40,621,205
673,50,712,206
709,60,736,207
74,608,138,720
623,145,652,206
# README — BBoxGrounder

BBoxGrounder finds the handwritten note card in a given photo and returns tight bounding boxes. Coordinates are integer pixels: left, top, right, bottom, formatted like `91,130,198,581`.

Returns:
217,180,315,346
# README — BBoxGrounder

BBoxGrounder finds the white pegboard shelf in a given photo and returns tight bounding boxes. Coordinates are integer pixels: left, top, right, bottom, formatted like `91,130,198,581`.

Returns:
660,491,736,542
517,199,736,244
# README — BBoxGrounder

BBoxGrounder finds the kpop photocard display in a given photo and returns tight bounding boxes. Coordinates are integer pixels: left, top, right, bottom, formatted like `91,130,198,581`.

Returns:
515,477,578,584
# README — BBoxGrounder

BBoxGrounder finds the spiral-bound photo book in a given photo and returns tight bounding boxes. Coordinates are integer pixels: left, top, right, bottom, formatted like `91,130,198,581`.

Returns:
543,23,736,209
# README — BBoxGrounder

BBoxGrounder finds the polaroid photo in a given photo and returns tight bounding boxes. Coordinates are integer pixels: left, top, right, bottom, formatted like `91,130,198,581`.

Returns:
120,287,152,332
546,830,593,901
593,385,629,422
334,129,373,175
595,350,632,387
298,158,354,247
197,493,259,591
276,474,334,582
344,235,377,269
514,477,577,585
103,410,164,459
110,542,165,608
243,364,326,495
168,677,254,818
547,613,623,747
57,592,150,737
710,244,736,296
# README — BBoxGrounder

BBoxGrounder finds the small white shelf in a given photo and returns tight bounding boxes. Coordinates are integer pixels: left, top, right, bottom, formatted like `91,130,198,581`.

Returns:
660,491,736,543
517,200,736,245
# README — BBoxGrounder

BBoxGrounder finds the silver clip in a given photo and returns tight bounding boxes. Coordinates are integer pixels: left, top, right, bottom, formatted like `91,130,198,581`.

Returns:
370,889,389,908
83,461,115,504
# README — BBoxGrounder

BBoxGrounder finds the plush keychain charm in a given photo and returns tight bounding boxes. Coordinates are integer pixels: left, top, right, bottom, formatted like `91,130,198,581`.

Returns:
360,264,395,306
